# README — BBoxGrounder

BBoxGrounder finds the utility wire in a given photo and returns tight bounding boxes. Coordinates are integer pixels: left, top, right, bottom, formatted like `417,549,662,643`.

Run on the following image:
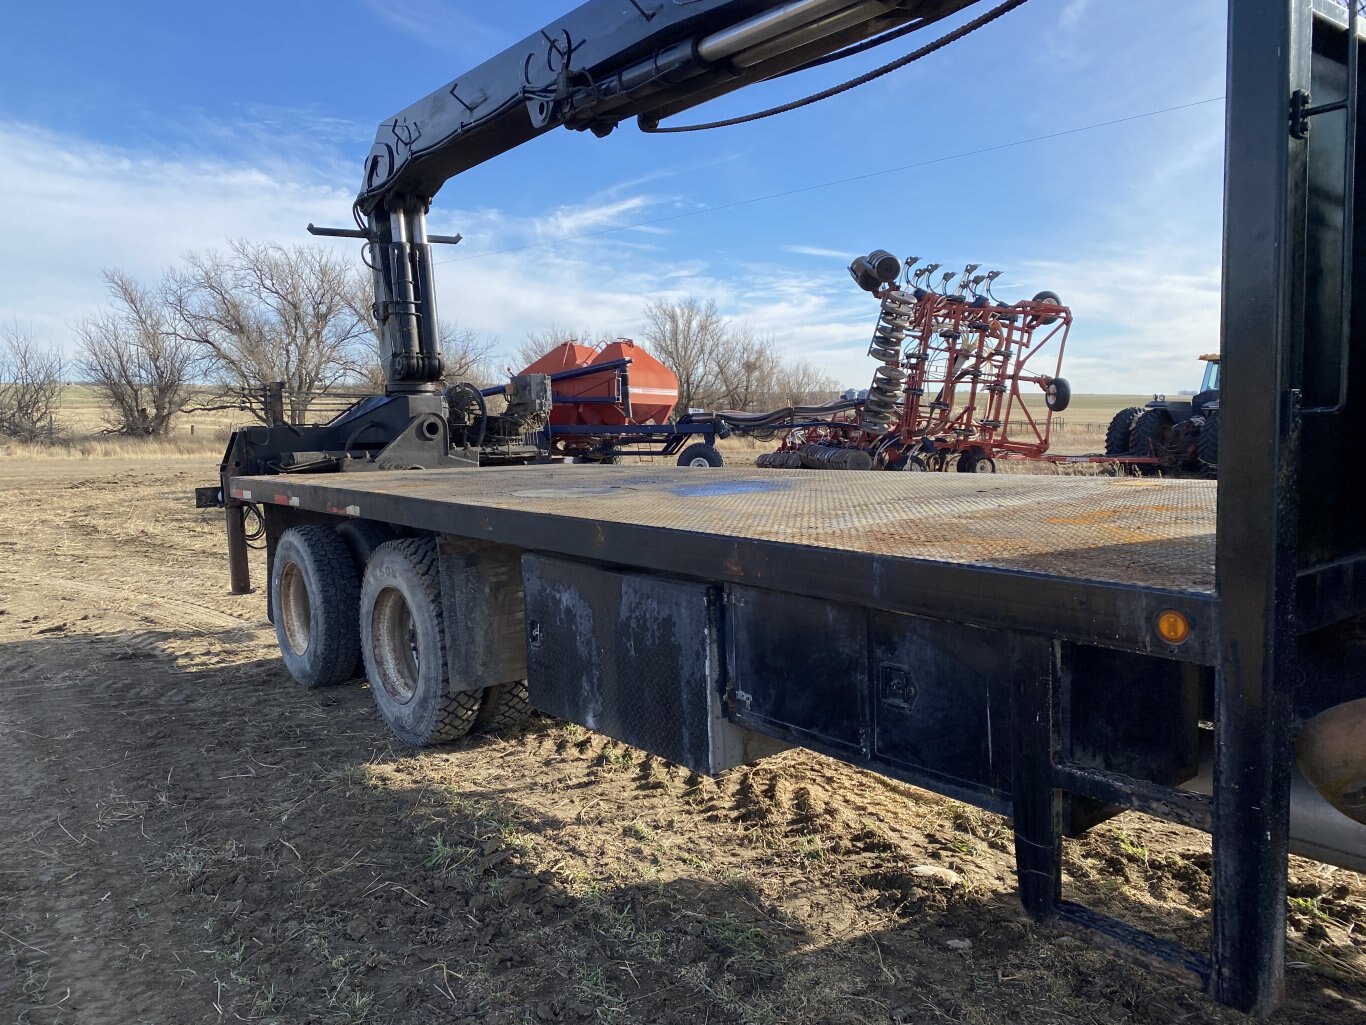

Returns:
437,96,1225,266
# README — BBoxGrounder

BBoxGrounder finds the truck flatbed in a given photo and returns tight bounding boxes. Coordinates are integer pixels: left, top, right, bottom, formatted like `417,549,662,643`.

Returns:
232,466,1219,664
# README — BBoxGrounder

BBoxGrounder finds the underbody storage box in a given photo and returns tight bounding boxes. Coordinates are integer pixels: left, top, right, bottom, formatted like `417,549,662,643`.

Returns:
521,554,786,775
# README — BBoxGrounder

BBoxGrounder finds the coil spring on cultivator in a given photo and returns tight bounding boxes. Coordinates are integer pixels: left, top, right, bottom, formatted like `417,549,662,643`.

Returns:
860,291,914,434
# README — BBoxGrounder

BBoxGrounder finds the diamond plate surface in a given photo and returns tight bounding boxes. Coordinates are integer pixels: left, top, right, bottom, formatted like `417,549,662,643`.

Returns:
237,466,1216,594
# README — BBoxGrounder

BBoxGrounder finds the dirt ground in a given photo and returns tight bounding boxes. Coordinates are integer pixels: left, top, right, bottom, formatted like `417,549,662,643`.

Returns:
0,456,1362,1025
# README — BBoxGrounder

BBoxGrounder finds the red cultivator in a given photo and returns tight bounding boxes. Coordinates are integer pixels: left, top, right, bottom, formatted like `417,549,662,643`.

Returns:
755,250,1072,472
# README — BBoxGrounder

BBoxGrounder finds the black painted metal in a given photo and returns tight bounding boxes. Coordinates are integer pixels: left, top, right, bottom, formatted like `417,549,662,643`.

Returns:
1009,635,1062,922
1210,0,1305,1013
1053,762,1212,832
522,555,727,774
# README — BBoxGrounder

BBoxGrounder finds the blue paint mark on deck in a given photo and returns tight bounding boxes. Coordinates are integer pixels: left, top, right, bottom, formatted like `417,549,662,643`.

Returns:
668,479,789,498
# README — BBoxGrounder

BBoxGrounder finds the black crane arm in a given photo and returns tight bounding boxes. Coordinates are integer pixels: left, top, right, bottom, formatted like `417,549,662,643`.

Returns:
358,0,982,215
353,0,984,393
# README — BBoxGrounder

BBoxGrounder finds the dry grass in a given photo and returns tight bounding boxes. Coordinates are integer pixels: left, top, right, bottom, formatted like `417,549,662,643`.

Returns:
0,435,229,460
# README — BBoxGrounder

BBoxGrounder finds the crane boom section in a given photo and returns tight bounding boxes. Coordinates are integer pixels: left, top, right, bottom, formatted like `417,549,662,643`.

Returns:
358,0,980,212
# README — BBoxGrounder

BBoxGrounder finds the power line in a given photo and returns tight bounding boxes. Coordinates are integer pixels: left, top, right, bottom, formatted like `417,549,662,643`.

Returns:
437,96,1225,266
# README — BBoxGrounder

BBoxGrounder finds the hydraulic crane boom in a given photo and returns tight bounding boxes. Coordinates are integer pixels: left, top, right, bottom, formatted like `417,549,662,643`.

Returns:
353,0,982,391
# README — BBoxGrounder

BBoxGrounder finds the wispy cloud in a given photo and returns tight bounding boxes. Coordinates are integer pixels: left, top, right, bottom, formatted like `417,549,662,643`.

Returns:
781,245,851,259
1060,0,1093,31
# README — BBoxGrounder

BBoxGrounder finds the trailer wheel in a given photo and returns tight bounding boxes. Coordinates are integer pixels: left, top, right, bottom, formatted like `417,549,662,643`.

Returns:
360,537,482,746
677,443,724,467
475,681,533,732
271,526,361,688
1198,411,1220,472
1104,406,1145,456
1044,377,1071,412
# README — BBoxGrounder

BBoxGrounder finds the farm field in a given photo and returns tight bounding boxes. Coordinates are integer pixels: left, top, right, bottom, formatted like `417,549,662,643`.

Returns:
0,453,1361,1025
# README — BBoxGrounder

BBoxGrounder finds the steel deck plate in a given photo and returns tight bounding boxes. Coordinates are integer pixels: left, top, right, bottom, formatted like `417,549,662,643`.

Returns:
232,466,1218,661
235,466,1214,589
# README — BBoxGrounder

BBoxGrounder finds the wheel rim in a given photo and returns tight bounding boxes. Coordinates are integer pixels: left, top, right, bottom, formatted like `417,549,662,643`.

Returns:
371,585,421,705
688,456,712,467
279,561,311,656
974,457,997,473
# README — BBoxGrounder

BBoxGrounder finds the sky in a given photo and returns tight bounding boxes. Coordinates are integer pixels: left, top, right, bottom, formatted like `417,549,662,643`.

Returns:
0,0,1227,394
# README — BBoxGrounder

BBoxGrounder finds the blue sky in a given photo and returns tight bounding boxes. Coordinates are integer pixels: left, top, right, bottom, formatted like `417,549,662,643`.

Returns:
0,0,1226,393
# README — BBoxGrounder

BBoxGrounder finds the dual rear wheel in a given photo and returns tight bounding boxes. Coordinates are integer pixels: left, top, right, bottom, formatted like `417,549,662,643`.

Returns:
270,527,531,746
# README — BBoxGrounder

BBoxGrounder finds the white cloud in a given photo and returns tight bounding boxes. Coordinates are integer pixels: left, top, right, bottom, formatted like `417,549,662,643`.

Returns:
781,244,851,259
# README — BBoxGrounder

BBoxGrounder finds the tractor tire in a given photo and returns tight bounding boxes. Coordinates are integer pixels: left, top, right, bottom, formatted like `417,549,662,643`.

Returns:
1105,407,1145,456
1199,411,1220,472
360,537,483,746
271,525,361,688
1044,377,1071,412
475,681,534,732
1130,408,1175,475
677,443,724,468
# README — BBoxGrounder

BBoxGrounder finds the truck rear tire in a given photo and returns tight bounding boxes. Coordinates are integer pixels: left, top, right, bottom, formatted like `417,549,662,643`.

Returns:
677,443,724,467
475,681,533,732
360,537,483,746
271,526,361,688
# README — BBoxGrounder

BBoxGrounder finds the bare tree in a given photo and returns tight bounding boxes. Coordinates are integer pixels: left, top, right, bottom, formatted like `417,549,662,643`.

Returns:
769,358,839,408
640,297,725,415
75,271,196,436
167,241,372,424
0,324,64,442
711,326,781,411
511,324,596,372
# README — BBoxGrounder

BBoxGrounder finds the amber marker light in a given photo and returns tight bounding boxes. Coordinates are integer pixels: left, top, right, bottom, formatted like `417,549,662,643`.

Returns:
1156,609,1192,645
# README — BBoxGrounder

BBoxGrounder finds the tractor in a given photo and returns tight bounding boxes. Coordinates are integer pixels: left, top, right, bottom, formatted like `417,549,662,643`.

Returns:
1104,354,1220,475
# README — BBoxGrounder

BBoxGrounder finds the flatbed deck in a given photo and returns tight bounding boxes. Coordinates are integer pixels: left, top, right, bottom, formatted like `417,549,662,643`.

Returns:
233,466,1219,663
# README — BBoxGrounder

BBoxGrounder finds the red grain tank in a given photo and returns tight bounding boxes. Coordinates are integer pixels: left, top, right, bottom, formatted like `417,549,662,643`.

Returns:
592,340,677,425
517,339,679,426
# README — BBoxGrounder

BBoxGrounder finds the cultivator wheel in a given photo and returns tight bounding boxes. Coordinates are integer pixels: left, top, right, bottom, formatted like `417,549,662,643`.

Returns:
956,450,997,473
1044,377,1071,412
